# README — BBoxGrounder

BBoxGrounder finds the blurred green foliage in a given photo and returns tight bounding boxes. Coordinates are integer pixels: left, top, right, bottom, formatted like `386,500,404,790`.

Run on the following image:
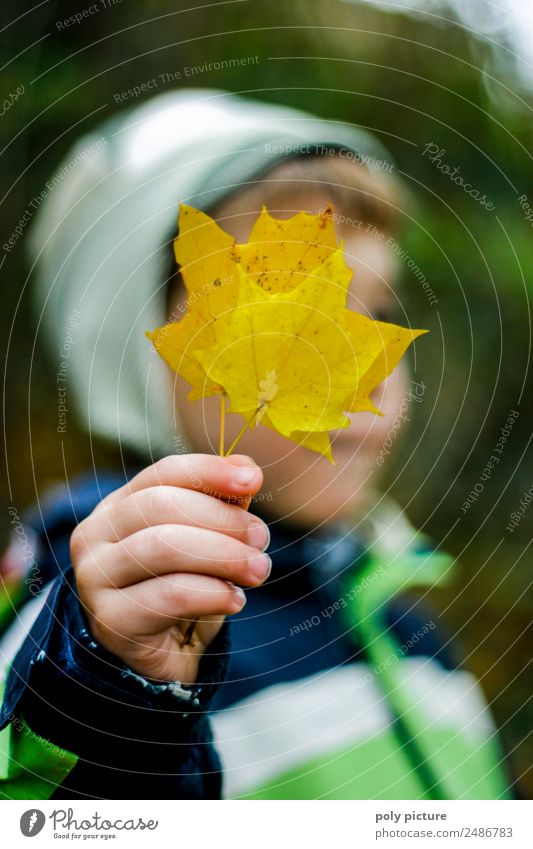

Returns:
1,0,531,796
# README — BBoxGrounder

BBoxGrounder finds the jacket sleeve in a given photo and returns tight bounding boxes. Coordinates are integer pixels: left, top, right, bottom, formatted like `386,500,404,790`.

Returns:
0,567,230,800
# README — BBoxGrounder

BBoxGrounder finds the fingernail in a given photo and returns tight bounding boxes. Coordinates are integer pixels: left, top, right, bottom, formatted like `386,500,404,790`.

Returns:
231,586,247,609
233,466,257,486
249,552,272,581
247,518,270,551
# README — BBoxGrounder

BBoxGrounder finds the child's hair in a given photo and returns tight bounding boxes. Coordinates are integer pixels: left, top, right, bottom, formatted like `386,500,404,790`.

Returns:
167,152,403,304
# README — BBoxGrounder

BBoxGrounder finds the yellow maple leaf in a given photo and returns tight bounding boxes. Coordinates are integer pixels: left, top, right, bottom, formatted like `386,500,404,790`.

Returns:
146,206,240,400
343,312,427,414
236,204,337,292
146,203,427,463
147,204,346,405
173,204,237,299
194,255,356,450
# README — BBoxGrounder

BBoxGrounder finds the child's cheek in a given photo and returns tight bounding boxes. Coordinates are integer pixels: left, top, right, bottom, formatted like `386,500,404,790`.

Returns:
365,366,411,450
377,365,409,418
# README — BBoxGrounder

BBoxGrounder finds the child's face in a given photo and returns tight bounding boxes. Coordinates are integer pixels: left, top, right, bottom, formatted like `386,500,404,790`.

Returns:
172,193,409,529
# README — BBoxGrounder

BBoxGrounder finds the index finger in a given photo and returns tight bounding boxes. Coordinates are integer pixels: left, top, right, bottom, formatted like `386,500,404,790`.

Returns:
94,453,263,513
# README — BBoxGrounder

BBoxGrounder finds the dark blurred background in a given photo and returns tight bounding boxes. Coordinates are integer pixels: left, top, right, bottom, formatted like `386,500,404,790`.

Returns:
1,0,532,794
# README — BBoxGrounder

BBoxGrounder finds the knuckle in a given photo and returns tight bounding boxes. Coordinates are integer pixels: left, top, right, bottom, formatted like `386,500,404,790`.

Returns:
70,522,88,561
139,525,179,563
155,455,180,479
88,599,116,642
145,486,181,519
217,535,249,573
93,492,114,513
74,557,96,601
156,454,207,491
160,575,187,609
232,505,251,536
181,455,208,490
212,502,241,536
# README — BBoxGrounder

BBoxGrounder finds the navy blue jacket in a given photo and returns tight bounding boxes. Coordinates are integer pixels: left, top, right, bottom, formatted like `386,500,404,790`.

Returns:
0,470,457,800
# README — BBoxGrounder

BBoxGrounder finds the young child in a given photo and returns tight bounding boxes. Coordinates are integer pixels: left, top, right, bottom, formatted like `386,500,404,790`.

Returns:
0,90,514,800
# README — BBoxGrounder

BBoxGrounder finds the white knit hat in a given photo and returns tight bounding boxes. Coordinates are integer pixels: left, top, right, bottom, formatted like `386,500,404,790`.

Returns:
29,89,393,461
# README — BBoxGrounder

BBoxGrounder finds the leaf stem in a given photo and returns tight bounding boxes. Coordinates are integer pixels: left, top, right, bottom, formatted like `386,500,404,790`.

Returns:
180,620,198,648
225,407,261,457
219,393,226,456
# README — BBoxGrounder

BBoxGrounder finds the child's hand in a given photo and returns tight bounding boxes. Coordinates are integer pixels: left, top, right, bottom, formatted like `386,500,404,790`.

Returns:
70,454,269,686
